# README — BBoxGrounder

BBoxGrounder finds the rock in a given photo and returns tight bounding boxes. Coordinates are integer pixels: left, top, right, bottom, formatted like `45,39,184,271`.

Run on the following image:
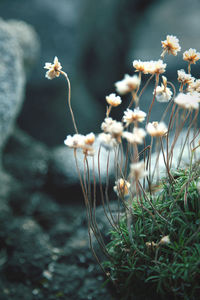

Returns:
2,127,49,190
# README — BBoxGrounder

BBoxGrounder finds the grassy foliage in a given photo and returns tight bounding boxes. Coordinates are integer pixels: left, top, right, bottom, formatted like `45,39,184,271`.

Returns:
104,165,200,299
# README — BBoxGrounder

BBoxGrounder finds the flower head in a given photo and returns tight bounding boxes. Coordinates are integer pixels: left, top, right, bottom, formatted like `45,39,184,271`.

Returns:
154,84,172,102
177,69,194,86
106,93,122,107
123,128,146,144
44,56,62,80
64,134,85,149
129,161,148,180
161,35,181,57
146,122,168,137
98,133,117,150
115,74,141,95
183,48,200,64
188,79,200,93
174,92,199,110
133,60,166,75
159,235,170,245
113,178,130,198
101,118,123,142
123,107,146,126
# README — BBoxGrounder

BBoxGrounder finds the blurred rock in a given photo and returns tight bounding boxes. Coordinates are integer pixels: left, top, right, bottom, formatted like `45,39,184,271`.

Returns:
2,127,49,190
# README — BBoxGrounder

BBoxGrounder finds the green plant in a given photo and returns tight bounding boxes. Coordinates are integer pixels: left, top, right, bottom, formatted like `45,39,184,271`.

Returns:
44,35,200,299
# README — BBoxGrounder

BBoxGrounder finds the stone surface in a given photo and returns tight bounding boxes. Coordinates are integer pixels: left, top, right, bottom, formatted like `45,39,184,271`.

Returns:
0,18,39,153
3,127,49,190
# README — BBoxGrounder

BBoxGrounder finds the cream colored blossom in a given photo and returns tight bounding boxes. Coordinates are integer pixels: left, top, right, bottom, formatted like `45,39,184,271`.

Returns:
159,235,170,245
161,35,181,57
44,56,62,80
146,122,168,137
64,134,85,149
177,69,194,85
84,133,95,146
113,178,130,197
101,118,123,142
115,74,141,95
133,60,166,75
146,241,157,248
183,48,200,64
98,132,117,150
154,84,172,102
106,93,122,107
123,128,146,144
129,161,148,180
174,92,199,110
123,107,146,126
187,79,200,93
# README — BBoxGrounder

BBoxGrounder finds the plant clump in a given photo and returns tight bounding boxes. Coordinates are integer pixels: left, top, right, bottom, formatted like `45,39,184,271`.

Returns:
44,34,200,299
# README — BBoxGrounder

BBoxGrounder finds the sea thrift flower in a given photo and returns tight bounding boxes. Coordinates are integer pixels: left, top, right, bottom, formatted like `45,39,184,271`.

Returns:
159,235,170,245
129,161,148,180
161,35,181,57
101,118,123,142
113,178,130,197
98,133,117,150
123,108,146,126
183,48,200,64
188,79,200,93
106,93,122,107
146,122,168,137
133,60,148,74
44,56,62,79
115,74,141,95
123,128,146,144
174,93,199,110
177,69,194,85
84,132,95,145
146,60,166,75
154,84,172,102
64,134,85,149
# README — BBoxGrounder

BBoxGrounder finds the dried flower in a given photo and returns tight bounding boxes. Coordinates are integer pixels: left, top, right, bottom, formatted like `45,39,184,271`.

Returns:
177,69,194,85
123,128,146,144
129,161,148,180
101,118,123,142
98,132,117,150
133,60,166,75
84,133,95,145
183,48,200,64
188,79,200,93
106,93,122,107
146,122,168,137
161,35,181,57
113,178,130,198
123,107,146,126
154,84,172,102
174,92,199,110
64,134,85,149
115,74,141,95
44,56,62,80
159,235,170,245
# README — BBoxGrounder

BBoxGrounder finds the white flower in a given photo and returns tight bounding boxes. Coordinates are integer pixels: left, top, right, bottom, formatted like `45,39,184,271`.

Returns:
159,235,170,245
115,74,141,95
133,60,166,75
188,79,200,93
177,69,194,85
123,128,146,144
113,178,130,197
183,48,200,64
101,118,123,142
106,93,122,107
129,161,148,180
64,134,85,149
44,56,62,80
98,133,117,150
84,132,95,145
123,107,146,125
174,93,199,110
161,35,181,57
154,84,172,102
146,122,168,137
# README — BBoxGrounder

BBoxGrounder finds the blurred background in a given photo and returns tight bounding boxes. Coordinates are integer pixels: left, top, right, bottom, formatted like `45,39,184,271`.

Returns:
0,0,200,299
